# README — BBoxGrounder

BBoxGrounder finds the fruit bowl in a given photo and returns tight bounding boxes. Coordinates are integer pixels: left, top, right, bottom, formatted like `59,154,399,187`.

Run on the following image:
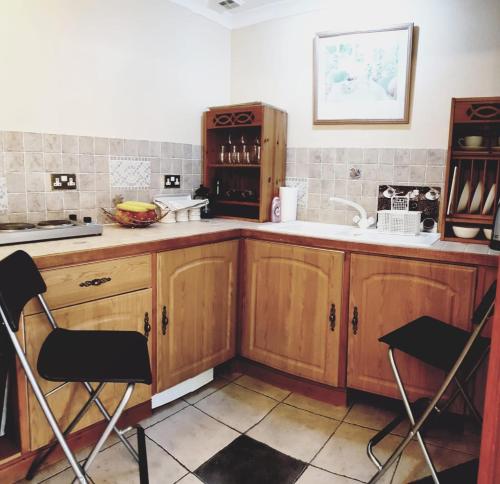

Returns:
101,201,167,228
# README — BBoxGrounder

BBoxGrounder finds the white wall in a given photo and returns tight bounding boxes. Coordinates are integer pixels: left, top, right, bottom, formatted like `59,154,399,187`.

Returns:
0,0,231,143
230,0,500,148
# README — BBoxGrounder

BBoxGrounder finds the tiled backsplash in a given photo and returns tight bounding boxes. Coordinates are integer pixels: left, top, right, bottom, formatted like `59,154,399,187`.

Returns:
286,147,446,225
0,131,202,224
0,130,446,227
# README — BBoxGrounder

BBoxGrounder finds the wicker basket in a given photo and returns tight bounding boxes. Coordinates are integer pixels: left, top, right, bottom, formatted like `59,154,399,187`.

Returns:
377,194,421,235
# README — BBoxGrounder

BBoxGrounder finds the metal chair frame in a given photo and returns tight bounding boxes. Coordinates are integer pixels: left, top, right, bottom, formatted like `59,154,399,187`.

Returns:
367,293,495,484
1,292,148,484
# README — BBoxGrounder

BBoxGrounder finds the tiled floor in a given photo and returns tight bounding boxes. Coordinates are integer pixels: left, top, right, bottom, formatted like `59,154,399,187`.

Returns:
21,372,480,484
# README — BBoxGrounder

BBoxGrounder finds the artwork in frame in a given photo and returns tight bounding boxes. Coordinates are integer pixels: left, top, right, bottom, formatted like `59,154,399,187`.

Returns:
313,23,414,124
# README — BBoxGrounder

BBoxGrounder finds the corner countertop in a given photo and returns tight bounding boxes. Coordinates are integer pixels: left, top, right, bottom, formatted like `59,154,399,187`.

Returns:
0,219,497,269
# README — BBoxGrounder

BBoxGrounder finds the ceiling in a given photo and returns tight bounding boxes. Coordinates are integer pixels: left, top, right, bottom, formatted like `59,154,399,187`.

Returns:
170,0,328,29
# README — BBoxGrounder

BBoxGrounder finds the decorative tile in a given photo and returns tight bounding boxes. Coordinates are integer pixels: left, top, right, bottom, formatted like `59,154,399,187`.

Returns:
285,177,308,208
42,133,61,153
0,178,8,212
110,157,151,189
4,152,24,172
195,435,306,484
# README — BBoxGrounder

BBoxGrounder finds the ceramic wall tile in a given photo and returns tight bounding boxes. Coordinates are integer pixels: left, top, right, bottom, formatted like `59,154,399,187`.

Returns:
24,132,43,152
0,177,7,212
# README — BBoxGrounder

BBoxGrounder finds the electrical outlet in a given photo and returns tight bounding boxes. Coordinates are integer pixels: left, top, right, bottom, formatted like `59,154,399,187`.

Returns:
164,175,181,188
51,174,77,190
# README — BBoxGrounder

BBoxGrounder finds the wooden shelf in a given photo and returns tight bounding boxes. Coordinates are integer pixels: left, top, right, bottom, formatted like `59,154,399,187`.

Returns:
446,214,493,224
443,236,490,245
208,163,261,169
217,200,259,207
452,150,500,159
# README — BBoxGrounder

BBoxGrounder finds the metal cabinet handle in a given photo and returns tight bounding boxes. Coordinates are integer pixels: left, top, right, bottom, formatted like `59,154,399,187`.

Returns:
161,306,169,335
143,312,151,339
329,303,336,331
79,277,111,287
352,306,359,335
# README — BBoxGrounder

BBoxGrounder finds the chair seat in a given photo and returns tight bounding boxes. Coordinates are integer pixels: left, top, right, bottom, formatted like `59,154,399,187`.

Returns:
37,328,152,384
379,316,490,372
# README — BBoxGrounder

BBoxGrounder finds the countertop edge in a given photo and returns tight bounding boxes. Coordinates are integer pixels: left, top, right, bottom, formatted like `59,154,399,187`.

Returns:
25,226,499,270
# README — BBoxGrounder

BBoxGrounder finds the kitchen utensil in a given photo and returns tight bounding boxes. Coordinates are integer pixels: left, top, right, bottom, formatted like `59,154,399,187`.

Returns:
447,167,458,215
469,181,483,213
482,184,496,214
456,181,470,213
483,228,492,240
452,226,480,239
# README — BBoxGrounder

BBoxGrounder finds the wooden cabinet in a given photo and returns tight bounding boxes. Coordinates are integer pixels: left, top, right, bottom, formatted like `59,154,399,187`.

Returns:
347,254,477,401
241,240,344,386
25,290,152,450
156,240,238,391
203,102,287,221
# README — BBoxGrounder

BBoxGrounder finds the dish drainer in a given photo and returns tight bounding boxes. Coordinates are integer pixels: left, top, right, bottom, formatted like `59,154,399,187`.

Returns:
377,195,421,235
440,97,500,244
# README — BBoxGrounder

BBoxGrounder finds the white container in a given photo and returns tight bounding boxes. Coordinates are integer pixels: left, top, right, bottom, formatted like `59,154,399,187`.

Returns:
164,211,176,224
175,209,189,222
279,186,298,222
188,208,201,221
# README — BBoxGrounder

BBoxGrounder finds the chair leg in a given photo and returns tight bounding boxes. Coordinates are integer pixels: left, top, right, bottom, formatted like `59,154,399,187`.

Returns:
81,381,139,462
368,349,440,484
3,324,88,483
26,383,106,480
137,425,149,484
75,383,135,482
453,377,483,425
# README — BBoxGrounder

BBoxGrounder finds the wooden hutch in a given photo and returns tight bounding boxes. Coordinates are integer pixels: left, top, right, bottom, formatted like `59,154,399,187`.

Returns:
440,97,500,244
203,102,287,222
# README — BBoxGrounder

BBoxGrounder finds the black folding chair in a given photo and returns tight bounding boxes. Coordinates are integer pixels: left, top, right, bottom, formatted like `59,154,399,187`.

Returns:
367,281,496,484
0,250,152,483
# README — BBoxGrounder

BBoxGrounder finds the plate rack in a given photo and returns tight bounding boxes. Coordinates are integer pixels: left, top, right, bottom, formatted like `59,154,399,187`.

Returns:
440,97,500,244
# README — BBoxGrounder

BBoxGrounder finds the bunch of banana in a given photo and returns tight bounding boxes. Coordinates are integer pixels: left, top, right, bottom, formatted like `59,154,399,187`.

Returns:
116,201,156,213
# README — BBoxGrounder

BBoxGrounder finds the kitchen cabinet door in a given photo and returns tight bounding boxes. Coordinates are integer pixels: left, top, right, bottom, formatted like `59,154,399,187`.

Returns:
25,289,152,450
347,254,476,401
241,240,344,386
156,240,238,392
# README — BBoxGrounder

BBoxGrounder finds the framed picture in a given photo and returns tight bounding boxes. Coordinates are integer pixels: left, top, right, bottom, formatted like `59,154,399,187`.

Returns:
313,23,414,124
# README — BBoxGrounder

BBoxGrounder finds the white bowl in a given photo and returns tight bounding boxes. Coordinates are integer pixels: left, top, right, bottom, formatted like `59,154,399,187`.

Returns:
483,228,492,240
452,226,480,239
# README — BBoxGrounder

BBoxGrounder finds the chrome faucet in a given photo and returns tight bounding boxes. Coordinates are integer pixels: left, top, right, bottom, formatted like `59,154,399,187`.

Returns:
329,197,375,229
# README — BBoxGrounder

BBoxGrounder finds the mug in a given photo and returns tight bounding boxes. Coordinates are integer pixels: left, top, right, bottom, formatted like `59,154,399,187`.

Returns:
458,136,483,148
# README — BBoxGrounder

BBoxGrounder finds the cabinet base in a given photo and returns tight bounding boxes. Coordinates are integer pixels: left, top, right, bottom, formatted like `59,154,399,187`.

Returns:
218,357,347,406
152,368,214,408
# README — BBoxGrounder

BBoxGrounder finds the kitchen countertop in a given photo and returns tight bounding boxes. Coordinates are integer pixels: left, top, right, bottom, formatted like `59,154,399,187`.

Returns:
0,219,497,268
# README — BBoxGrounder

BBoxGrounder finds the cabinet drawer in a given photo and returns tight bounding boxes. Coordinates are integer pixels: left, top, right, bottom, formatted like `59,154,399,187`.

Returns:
24,255,151,315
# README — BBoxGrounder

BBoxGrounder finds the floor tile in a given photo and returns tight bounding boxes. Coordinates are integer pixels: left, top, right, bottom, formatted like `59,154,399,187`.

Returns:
145,406,238,471
195,383,278,432
422,421,481,455
247,403,340,462
183,378,229,404
296,466,359,483
40,436,186,484
177,474,204,484
284,393,350,420
220,370,243,382
392,440,476,483
195,435,306,484
344,402,408,435
312,422,401,483
140,398,189,428
234,375,291,401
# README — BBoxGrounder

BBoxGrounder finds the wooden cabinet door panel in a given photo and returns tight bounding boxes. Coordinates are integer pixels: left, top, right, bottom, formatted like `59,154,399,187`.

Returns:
347,254,476,400
26,290,152,450
241,240,344,386
157,240,238,392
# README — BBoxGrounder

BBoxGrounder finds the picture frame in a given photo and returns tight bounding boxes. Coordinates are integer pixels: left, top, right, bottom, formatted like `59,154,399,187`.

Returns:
313,23,414,124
